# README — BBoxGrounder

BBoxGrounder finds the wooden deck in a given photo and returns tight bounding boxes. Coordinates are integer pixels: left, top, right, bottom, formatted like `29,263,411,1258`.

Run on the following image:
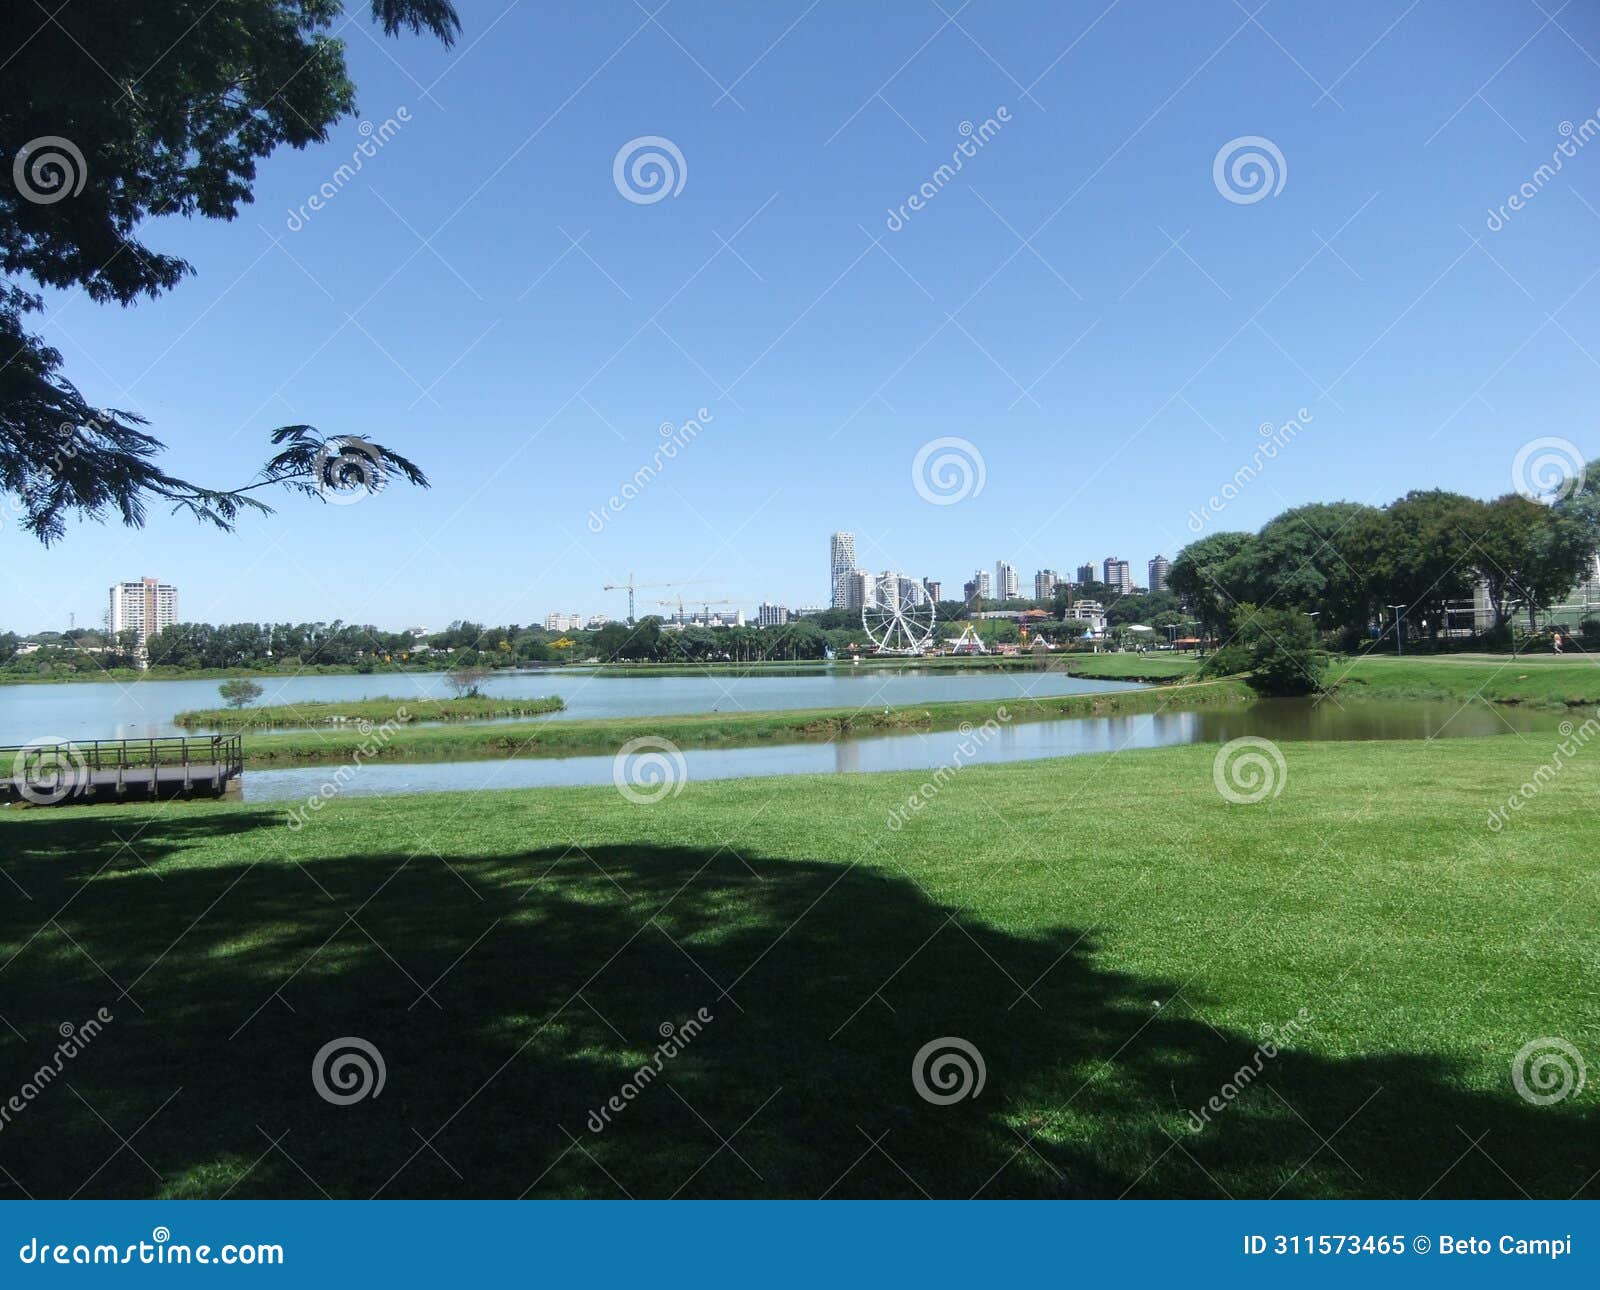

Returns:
2,735,244,806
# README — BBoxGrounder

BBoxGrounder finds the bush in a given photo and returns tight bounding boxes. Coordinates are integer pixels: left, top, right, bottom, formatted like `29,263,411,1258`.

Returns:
1226,605,1327,696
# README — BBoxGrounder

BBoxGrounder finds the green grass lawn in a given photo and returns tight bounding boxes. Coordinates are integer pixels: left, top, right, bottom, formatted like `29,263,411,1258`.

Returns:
1,735,1591,1199
235,679,1249,768
1331,652,1600,707
175,695,564,730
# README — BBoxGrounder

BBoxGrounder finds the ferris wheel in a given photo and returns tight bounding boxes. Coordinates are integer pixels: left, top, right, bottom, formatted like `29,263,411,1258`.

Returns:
863,596,938,655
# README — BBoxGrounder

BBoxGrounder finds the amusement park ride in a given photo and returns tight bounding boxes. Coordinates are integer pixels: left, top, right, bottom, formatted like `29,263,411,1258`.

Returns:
862,595,938,655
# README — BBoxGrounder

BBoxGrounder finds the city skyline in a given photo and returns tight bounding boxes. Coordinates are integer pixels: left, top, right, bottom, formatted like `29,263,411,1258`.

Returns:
6,534,1255,635
5,5,1598,634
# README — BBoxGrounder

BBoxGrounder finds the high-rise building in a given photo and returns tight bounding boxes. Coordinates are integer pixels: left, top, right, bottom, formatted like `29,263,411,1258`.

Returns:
1148,554,1172,593
108,578,177,656
971,568,993,601
994,561,1019,601
758,603,790,627
1103,557,1132,594
845,569,874,611
1076,563,1095,585
830,532,856,608
1034,569,1060,601
923,579,941,604
871,571,897,612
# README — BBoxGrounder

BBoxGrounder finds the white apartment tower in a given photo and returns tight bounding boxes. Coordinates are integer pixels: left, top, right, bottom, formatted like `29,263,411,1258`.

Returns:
830,532,856,608
994,561,1019,601
108,577,177,654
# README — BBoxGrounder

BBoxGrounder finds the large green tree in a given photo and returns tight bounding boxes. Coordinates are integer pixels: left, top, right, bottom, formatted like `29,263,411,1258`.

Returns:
1468,493,1594,630
1166,531,1255,640
1228,501,1380,634
2,1,459,541
1344,490,1482,641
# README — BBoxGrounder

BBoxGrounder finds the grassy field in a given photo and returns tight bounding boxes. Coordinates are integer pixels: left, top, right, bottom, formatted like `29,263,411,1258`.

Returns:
0,735,1591,1200
234,679,1250,768
174,695,564,730
1332,652,1600,707
585,653,1202,681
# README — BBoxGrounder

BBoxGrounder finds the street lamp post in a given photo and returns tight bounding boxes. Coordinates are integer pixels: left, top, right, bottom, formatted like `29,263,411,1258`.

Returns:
1387,604,1407,657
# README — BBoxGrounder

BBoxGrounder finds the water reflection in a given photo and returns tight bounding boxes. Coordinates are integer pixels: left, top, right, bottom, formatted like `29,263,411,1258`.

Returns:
0,666,1141,742
242,697,1567,803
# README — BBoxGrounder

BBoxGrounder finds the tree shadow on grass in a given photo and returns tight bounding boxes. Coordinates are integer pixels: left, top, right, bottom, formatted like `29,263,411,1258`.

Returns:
0,812,1591,1199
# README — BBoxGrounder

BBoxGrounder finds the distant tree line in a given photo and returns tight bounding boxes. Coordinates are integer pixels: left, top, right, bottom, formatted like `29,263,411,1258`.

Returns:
1168,465,1600,651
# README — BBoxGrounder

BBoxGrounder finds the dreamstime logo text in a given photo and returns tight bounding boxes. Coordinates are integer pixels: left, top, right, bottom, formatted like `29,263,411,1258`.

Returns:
612,736,687,804
1212,736,1287,804
884,108,1011,231
1486,112,1600,232
1511,1036,1585,1106
613,135,686,204
1187,409,1312,533
0,1008,114,1134
285,108,411,231
311,1036,386,1105
587,1008,714,1132
1486,709,1600,831
1510,437,1586,504
1187,1008,1312,1132
912,436,986,506
587,408,712,533
17,1228,284,1267
12,136,87,204
911,1036,985,1105
1213,135,1286,204
0,420,88,535
887,710,1010,830
285,710,408,830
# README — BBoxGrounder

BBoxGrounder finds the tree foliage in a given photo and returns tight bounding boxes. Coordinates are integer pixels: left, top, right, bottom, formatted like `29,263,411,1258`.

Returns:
218,678,264,709
1,1,459,540
1170,475,1600,651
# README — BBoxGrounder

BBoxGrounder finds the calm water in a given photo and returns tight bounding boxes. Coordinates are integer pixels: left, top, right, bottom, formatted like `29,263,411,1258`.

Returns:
0,667,1140,742
241,698,1570,803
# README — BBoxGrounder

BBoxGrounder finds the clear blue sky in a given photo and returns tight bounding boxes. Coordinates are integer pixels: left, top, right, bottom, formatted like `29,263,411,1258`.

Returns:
7,0,1600,632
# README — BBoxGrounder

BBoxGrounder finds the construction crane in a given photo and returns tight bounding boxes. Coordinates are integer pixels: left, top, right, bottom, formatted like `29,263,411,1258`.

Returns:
657,597,739,625
602,574,704,624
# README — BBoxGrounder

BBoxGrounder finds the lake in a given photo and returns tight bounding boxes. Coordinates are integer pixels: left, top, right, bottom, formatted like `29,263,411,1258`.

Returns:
0,667,1142,743
241,697,1571,804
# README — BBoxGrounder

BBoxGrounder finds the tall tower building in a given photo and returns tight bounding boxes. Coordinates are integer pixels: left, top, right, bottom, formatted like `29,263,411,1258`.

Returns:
1034,569,1060,601
1076,563,1095,585
972,568,993,601
830,532,856,608
922,579,942,603
1148,554,1172,594
1103,557,1132,594
109,577,178,656
994,561,1019,601
845,569,874,611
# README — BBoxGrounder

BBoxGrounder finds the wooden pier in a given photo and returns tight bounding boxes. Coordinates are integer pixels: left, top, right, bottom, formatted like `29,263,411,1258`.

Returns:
2,735,244,806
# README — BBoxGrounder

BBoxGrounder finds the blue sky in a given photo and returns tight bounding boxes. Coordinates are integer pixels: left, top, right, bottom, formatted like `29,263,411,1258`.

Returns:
6,0,1600,631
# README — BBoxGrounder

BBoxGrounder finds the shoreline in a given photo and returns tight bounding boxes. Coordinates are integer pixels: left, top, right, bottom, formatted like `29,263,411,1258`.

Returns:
236,679,1254,768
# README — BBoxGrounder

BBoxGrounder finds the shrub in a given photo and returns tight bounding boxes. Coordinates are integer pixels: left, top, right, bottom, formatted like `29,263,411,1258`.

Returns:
1227,605,1327,696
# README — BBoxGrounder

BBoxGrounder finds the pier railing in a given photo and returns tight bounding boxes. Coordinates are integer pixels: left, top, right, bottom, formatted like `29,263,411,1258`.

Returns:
2,734,244,803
